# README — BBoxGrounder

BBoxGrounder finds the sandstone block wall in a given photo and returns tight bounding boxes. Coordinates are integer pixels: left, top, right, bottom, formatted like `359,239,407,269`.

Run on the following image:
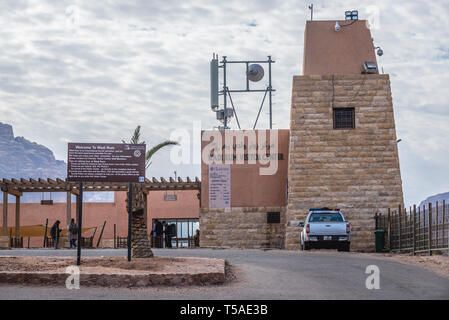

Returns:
200,207,285,249
285,74,404,251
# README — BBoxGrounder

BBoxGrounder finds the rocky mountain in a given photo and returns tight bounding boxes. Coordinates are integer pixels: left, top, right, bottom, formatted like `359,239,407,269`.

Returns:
419,192,449,208
0,122,112,202
0,122,66,180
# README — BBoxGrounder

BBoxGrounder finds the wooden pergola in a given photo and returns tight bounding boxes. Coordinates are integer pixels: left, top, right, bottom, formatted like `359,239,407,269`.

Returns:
0,177,201,237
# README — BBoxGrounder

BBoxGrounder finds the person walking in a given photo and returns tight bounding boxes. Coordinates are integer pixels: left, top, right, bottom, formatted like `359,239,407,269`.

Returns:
50,220,62,249
68,218,78,249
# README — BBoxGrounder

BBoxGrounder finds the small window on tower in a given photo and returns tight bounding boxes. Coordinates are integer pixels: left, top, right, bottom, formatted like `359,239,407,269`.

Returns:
333,108,355,129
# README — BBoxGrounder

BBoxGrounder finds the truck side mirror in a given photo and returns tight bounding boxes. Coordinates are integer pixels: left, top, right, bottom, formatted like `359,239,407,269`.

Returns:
298,222,304,228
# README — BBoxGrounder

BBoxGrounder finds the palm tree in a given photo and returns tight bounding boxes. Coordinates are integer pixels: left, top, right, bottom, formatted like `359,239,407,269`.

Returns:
123,125,179,258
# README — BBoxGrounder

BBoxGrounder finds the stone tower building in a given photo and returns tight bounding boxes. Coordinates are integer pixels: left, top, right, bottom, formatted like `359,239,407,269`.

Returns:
285,20,404,251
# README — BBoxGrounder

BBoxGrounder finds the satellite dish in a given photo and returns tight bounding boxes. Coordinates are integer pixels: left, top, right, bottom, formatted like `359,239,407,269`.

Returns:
247,64,264,82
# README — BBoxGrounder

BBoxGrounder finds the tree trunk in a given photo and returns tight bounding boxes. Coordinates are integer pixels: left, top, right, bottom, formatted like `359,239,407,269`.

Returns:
128,183,153,258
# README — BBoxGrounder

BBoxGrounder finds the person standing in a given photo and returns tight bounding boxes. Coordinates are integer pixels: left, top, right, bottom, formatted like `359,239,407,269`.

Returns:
68,218,78,249
194,229,200,247
163,221,172,248
50,220,62,249
155,219,163,248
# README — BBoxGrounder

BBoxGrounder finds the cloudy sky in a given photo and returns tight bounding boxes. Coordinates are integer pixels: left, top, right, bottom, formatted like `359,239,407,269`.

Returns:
0,0,448,206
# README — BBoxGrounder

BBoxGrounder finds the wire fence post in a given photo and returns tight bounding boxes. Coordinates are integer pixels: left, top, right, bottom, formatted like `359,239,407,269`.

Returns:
388,208,391,251
413,204,416,255
436,201,439,249
398,204,402,252
428,202,432,256
443,200,446,251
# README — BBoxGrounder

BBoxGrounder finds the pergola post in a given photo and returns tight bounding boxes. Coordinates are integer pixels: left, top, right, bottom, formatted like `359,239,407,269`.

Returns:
15,195,20,239
2,191,7,236
144,192,148,227
66,191,71,226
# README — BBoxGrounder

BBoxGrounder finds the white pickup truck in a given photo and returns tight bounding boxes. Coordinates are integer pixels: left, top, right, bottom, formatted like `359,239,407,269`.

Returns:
298,208,351,252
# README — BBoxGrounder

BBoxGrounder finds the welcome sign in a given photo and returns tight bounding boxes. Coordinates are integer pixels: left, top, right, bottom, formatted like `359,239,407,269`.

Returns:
67,143,146,183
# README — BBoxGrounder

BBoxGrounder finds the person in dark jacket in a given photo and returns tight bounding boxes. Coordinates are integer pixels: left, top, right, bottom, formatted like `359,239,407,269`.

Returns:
50,220,62,249
162,221,172,248
155,219,163,248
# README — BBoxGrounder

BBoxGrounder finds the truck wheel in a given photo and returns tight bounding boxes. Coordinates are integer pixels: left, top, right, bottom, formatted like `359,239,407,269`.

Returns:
304,242,311,250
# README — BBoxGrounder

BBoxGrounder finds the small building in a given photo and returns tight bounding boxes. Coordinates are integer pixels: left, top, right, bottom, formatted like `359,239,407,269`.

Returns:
200,19,404,251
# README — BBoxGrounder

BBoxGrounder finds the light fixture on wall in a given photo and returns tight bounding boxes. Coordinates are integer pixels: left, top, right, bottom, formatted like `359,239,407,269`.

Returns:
375,46,383,56
335,21,341,32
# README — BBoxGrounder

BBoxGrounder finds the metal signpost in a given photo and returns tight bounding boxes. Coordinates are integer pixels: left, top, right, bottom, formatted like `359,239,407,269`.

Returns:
127,183,133,262
67,143,146,265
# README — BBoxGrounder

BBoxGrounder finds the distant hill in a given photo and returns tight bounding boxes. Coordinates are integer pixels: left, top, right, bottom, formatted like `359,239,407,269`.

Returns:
0,122,112,202
419,192,449,208
0,122,66,180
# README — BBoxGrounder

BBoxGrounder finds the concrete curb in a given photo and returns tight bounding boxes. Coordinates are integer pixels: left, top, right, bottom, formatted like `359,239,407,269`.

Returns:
0,268,225,287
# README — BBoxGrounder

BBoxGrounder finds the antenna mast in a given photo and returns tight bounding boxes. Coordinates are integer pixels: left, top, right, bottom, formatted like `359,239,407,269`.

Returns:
309,4,313,21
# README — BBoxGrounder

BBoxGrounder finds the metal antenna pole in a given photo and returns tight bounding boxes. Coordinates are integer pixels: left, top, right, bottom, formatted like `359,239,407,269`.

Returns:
309,4,313,21
227,88,241,130
268,56,273,129
222,56,228,130
253,89,268,130
246,62,249,91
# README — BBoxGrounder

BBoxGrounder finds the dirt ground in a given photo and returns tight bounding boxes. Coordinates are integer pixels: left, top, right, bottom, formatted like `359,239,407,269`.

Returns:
374,253,449,279
0,256,224,275
306,249,449,279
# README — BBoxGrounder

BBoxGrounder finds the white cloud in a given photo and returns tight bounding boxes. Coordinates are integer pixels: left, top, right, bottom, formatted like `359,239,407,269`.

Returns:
0,0,448,206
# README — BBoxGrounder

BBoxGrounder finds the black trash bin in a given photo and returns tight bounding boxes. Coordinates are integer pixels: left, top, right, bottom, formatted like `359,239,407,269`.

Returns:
374,230,385,252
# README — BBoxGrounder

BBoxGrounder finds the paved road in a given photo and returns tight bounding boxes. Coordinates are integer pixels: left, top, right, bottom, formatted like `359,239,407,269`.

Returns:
0,248,448,299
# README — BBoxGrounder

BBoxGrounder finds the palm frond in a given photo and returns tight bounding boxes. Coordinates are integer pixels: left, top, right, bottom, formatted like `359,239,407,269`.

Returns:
123,125,146,145
145,140,179,168
131,125,142,144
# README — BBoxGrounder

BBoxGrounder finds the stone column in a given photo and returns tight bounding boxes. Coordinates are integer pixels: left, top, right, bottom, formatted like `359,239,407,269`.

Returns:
130,183,153,258
131,210,153,258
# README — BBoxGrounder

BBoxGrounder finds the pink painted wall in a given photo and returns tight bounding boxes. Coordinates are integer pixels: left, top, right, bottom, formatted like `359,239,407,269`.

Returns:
1,190,199,247
201,129,290,208
303,20,377,75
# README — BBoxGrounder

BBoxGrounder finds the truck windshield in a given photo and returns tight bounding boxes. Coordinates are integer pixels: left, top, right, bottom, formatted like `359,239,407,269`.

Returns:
309,213,343,222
